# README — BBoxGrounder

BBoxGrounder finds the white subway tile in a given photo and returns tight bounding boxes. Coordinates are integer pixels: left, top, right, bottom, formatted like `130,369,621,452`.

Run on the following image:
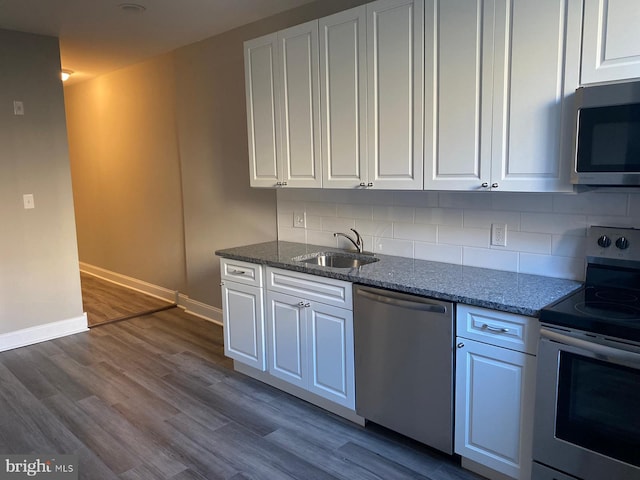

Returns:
394,222,437,242
322,216,355,232
279,226,306,243
278,212,293,229
414,242,463,264
552,234,588,258
491,192,553,212
439,226,490,248
553,192,628,216
337,203,373,220
277,189,307,202
355,219,393,237
502,231,552,254
439,192,493,210
373,205,415,222
277,200,297,214
373,237,414,257
306,230,336,248
393,191,439,207
521,213,587,236
462,247,518,272
306,215,323,230
306,202,336,217
360,190,397,206
415,207,463,226
519,253,585,281
463,209,521,231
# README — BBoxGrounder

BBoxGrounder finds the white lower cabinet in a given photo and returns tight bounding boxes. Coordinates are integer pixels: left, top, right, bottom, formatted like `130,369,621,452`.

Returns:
455,305,538,480
266,269,355,409
220,259,266,371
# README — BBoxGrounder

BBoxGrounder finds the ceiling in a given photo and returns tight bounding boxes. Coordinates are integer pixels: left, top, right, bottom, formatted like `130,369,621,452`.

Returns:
0,0,316,85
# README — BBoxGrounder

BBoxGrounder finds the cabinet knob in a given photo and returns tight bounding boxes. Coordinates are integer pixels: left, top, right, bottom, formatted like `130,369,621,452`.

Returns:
281,181,288,186
367,182,373,187
305,302,311,308
297,301,305,307
457,342,465,348
491,183,498,188
359,182,366,187
275,181,282,186
481,182,489,188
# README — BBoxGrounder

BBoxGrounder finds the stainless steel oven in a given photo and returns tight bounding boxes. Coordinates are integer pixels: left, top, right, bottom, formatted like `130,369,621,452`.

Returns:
533,226,640,480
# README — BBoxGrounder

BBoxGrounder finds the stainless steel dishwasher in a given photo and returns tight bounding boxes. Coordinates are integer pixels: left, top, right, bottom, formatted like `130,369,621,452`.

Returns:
353,285,454,454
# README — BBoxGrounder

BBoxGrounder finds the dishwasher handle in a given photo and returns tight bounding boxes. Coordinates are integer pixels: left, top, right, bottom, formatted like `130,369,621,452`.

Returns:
355,286,447,314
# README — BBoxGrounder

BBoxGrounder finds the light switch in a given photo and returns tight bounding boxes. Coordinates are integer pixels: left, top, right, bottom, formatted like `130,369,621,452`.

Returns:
13,101,24,116
23,194,35,209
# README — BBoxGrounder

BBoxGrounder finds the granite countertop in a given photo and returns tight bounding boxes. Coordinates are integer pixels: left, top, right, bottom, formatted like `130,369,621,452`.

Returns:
215,241,583,317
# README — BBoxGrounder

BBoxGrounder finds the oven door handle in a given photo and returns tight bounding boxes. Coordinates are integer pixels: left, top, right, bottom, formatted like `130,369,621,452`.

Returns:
541,327,640,364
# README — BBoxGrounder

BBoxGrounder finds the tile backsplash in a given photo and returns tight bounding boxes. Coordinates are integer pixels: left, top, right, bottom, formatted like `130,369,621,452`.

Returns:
277,189,640,281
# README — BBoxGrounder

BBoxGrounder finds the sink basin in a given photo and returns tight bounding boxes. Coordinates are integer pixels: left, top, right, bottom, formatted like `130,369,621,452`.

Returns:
294,252,379,269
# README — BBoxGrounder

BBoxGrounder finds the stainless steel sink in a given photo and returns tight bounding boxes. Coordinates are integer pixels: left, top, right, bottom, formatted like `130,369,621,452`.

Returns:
294,252,379,269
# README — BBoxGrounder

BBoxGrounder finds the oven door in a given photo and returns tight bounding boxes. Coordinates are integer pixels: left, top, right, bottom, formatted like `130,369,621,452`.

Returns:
533,327,640,480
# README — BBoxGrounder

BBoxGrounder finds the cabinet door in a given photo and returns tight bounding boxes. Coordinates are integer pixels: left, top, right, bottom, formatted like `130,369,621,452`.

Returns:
221,281,266,371
319,7,368,189
367,0,424,190
244,33,281,187
455,338,536,480
277,21,322,188
424,0,494,191
306,302,355,409
266,291,307,388
582,0,640,84
490,0,580,192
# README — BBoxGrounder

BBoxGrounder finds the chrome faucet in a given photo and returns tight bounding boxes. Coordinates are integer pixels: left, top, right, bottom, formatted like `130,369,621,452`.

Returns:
334,228,364,253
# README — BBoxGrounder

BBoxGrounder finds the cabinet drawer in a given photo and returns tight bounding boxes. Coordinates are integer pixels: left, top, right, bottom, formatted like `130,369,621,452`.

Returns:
220,258,263,287
266,267,352,310
456,304,539,355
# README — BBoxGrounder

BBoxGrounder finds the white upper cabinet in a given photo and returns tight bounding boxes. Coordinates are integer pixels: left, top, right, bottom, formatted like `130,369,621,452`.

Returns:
245,33,279,187
425,0,581,192
319,7,368,189
244,22,322,188
366,0,424,189
423,0,494,191
320,0,424,189
582,0,640,84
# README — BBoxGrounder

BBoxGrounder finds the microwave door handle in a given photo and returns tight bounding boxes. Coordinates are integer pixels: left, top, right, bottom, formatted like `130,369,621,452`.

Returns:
541,328,640,365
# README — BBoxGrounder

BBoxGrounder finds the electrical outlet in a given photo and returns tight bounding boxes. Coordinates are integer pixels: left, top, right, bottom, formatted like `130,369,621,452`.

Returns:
293,211,306,228
491,223,507,246
23,193,35,209
13,101,24,116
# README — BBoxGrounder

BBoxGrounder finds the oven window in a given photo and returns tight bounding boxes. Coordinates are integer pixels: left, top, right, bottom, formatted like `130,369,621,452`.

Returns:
576,104,640,172
556,352,640,467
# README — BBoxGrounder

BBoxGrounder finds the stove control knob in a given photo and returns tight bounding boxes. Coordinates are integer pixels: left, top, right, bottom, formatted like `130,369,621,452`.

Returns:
615,237,630,250
597,235,611,248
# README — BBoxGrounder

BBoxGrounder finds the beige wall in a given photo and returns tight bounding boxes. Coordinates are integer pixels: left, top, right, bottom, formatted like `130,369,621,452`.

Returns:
65,0,370,310
65,54,187,292
0,30,83,335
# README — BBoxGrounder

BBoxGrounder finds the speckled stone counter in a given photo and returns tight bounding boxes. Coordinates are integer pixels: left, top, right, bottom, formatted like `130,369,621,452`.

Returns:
215,241,583,317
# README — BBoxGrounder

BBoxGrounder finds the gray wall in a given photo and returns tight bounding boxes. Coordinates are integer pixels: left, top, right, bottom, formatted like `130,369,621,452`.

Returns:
65,0,370,310
0,29,83,335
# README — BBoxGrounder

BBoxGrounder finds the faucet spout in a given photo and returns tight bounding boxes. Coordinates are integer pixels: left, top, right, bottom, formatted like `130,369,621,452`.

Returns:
333,228,364,253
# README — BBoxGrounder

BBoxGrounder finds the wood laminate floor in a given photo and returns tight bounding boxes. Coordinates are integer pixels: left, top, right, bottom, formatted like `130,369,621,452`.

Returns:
80,272,176,327
0,308,485,480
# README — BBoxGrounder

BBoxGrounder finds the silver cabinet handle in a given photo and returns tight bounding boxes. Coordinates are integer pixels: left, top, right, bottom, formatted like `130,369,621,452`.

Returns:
305,302,310,308
359,182,366,187
228,269,246,276
491,183,498,188
457,342,465,348
297,301,305,307
220,282,224,286
482,323,509,333
275,181,282,186
481,182,489,188
281,181,287,186
356,287,448,314
367,182,373,187
297,301,311,308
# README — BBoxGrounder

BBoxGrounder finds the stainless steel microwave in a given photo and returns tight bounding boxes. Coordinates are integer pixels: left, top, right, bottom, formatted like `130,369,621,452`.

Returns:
572,81,640,186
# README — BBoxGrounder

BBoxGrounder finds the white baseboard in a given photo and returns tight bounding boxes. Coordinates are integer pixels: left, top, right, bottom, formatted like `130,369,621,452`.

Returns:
79,262,177,304
178,294,223,326
0,314,88,353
